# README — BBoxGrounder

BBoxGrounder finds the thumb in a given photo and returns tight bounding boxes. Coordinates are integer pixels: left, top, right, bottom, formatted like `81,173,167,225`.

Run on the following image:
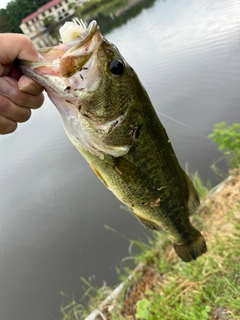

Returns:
18,75,44,95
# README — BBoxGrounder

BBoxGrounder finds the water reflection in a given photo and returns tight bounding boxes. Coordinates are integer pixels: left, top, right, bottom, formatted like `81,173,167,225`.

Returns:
35,0,158,47
1,1,240,320
92,0,158,35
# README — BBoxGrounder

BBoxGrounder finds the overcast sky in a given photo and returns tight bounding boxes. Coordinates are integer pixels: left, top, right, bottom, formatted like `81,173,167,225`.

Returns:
1,0,10,9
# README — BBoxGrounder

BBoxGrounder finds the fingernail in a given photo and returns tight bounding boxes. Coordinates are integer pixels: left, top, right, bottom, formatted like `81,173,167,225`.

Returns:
0,77,14,96
19,82,38,94
18,76,41,95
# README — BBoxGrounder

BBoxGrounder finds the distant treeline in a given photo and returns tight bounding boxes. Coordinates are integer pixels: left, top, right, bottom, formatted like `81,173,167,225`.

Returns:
0,0,50,33
0,0,155,35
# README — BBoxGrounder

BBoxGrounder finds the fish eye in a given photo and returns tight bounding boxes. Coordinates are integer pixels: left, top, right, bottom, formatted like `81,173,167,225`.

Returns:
109,59,124,76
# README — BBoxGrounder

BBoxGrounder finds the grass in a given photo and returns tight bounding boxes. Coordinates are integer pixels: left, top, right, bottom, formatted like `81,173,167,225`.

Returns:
60,169,240,320
61,120,240,320
133,233,239,320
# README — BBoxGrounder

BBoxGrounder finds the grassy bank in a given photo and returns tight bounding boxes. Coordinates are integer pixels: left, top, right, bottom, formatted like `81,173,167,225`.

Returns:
60,124,240,320
61,173,240,320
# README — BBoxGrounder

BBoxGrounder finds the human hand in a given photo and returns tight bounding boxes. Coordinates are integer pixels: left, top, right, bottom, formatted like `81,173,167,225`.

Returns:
0,34,44,134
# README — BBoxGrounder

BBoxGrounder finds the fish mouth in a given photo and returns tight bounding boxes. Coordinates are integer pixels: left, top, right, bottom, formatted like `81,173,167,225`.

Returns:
19,20,131,158
38,19,99,78
19,19,102,98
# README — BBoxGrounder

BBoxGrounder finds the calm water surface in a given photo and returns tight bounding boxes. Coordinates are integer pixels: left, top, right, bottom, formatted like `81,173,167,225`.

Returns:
1,0,240,319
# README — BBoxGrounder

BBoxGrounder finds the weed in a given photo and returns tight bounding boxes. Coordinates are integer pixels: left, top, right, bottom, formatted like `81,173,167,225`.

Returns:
136,298,150,319
208,122,240,168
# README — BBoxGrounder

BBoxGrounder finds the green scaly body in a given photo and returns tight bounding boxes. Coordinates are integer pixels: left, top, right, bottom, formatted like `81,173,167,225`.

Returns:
70,71,200,247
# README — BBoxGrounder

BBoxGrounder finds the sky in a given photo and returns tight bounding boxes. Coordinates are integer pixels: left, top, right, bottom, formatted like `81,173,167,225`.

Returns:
1,0,9,9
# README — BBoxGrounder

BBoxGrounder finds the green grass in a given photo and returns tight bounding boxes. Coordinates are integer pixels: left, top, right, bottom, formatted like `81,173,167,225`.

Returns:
135,238,239,320
75,0,127,21
60,168,240,320
60,274,113,319
61,237,240,320
60,218,239,320
108,206,240,320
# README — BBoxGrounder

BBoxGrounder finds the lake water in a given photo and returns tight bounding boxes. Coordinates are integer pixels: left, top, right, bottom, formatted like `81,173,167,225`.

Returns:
1,0,240,319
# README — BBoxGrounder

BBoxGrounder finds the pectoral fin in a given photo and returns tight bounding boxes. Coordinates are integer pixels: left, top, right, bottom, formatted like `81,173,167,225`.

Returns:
89,164,108,188
136,216,161,231
113,157,144,184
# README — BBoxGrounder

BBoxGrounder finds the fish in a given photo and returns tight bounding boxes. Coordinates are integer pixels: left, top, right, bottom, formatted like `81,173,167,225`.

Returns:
18,19,207,262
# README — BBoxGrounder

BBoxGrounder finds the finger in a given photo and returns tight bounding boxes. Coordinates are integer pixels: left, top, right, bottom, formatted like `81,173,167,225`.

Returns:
0,34,39,65
18,75,44,96
0,76,44,109
0,114,17,134
0,94,32,123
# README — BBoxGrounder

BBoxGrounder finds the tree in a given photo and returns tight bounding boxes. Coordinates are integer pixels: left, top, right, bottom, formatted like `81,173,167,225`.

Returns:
0,8,13,32
4,0,50,33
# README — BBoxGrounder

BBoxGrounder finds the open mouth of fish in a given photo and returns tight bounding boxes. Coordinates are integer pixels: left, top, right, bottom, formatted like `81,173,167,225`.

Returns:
20,19,101,95
19,19,130,158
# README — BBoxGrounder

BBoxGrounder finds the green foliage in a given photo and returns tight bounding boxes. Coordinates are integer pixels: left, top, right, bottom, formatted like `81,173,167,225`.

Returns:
60,205,240,320
208,122,240,168
1,0,50,33
0,8,13,32
68,2,75,10
0,0,127,34
191,171,210,198
78,0,103,15
136,298,150,319
136,232,240,320
61,275,112,320
43,15,54,25
75,0,127,22
185,164,210,198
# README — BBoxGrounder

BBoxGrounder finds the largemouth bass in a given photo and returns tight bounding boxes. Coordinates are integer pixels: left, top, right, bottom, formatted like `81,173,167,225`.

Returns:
19,19,207,262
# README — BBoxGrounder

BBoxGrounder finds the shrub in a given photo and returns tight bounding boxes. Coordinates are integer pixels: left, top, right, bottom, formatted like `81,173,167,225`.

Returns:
208,122,240,168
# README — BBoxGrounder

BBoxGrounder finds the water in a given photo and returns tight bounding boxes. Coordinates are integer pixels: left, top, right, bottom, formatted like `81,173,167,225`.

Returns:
1,0,240,319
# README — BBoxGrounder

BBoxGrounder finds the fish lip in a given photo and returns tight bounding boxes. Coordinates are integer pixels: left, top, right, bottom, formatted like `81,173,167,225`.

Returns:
18,19,102,95
58,21,101,78
19,19,100,72
36,20,98,57
65,20,98,51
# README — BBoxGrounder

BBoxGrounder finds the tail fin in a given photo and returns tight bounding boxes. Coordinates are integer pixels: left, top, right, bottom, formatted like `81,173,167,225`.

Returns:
172,232,207,262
